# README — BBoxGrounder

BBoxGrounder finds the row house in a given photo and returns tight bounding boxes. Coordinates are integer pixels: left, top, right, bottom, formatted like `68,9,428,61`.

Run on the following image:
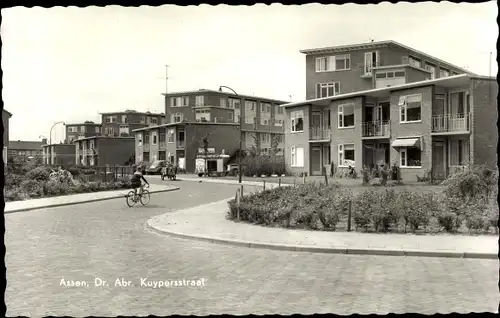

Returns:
303,40,472,101
65,121,102,143
9,139,46,158
133,122,240,173
283,74,497,181
41,143,76,167
73,136,135,166
100,110,165,137
2,109,12,164
164,89,287,156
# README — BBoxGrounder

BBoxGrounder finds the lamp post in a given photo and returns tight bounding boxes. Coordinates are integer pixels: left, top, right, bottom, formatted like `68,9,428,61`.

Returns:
49,121,65,165
219,86,242,183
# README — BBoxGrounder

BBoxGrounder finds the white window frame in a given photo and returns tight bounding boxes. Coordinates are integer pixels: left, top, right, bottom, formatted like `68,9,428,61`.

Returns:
364,51,380,74
167,129,175,143
220,98,227,108
172,113,183,123
440,68,450,78
290,146,304,167
195,96,204,107
290,110,304,133
274,119,283,127
150,117,158,125
338,103,355,129
316,55,351,72
316,82,340,98
228,111,234,121
425,64,436,79
399,147,422,168
171,97,189,107
408,56,422,69
338,144,355,167
399,94,422,123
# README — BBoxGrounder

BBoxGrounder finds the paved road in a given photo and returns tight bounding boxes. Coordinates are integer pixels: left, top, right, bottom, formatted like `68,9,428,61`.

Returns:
5,180,498,316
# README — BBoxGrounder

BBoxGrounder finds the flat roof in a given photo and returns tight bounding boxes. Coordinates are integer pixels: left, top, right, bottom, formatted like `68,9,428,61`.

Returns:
72,136,135,142
281,74,481,108
299,40,476,76
99,110,165,116
9,140,46,150
132,121,239,132
162,88,289,104
42,143,75,147
66,122,102,126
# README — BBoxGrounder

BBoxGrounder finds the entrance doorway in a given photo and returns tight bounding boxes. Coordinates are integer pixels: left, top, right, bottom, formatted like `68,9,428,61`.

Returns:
311,146,322,175
432,141,446,180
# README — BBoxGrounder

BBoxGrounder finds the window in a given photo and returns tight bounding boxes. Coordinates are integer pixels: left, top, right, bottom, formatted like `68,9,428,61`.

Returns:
68,126,78,133
274,119,283,127
400,147,421,167
425,64,436,79
290,110,304,132
338,104,354,128
260,102,271,113
195,96,204,107
449,139,469,166
220,98,227,108
261,118,269,126
167,129,174,143
140,116,146,123
245,101,257,124
399,94,422,123
95,126,100,133
171,113,183,123
315,54,351,72
228,98,240,109
408,56,421,68
150,118,158,125
277,106,283,114
440,68,450,77
144,132,150,144
159,131,166,142
260,133,270,143
316,82,340,98
152,133,157,144
290,146,304,167
122,115,127,123
338,144,355,167
376,71,405,79
228,112,234,121
171,97,189,107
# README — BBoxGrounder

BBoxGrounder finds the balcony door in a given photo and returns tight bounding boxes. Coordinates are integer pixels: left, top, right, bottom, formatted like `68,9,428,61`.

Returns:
311,112,322,139
364,51,380,75
310,145,322,176
449,91,468,131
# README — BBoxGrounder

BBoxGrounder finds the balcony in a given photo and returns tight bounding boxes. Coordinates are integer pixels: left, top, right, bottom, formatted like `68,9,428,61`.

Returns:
362,121,391,138
431,113,470,134
143,143,150,152
176,140,185,149
159,141,166,150
309,127,331,141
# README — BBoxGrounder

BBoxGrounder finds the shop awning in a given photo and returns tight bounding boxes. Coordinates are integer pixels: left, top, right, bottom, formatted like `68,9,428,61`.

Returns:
391,138,420,149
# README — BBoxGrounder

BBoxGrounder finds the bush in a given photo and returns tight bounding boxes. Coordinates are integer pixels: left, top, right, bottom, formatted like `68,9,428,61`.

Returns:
353,190,376,231
26,166,52,182
438,212,462,233
242,155,287,177
20,179,44,198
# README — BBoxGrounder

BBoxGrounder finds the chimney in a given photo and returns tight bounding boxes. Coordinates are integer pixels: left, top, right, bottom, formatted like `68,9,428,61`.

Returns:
42,138,47,144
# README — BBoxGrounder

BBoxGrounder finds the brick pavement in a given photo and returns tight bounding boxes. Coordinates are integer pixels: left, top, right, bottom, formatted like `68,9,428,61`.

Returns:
4,184,179,213
147,198,498,258
5,181,498,315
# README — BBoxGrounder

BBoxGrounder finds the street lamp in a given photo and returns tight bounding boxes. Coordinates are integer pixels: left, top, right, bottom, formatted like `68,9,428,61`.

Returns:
49,121,65,165
218,85,242,184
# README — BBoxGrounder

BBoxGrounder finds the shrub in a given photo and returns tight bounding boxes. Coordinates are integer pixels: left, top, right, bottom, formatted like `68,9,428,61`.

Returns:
242,155,287,177
438,212,462,233
4,188,30,201
26,166,52,182
43,180,68,196
353,190,377,231
5,174,25,187
20,179,44,198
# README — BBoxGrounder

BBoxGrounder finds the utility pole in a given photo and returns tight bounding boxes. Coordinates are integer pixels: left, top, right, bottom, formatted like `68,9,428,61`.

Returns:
165,64,169,95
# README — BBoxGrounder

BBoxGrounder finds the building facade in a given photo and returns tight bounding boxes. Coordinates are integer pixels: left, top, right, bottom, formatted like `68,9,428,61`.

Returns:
100,110,165,137
283,74,497,181
42,143,76,167
2,109,12,164
134,122,240,173
302,40,472,101
164,89,287,156
9,139,47,159
65,121,102,143
73,136,135,166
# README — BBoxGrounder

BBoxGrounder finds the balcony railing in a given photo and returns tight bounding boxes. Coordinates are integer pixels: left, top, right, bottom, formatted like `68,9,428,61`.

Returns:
362,120,391,138
432,113,471,133
309,127,331,141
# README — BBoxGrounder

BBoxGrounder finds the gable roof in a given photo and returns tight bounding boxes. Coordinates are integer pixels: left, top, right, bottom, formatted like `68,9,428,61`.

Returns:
299,40,475,75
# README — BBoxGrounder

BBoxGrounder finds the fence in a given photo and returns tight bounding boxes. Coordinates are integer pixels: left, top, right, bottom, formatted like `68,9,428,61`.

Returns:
47,165,135,182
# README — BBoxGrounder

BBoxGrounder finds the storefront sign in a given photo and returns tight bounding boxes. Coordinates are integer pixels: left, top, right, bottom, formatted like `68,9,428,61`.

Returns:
198,148,215,154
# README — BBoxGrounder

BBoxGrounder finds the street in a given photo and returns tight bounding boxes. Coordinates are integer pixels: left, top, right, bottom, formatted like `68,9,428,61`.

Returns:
5,180,498,316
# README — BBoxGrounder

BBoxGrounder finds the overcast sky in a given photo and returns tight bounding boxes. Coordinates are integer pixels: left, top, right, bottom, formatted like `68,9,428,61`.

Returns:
2,2,497,143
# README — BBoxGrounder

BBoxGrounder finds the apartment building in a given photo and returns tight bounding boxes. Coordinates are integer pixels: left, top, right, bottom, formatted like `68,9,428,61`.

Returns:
303,40,473,100
65,121,102,143
9,139,46,159
283,74,497,181
100,110,165,137
2,109,12,164
164,89,287,156
134,122,240,173
73,136,135,166
42,143,76,166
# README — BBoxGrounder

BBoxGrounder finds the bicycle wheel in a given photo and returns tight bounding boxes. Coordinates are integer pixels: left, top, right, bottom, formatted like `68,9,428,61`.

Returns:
140,190,150,206
126,190,137,207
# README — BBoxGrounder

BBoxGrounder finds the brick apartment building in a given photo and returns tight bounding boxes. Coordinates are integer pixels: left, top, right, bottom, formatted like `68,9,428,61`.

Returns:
164,89,287,156
73,136,135,166
42,143,76,167
134,122,240,173
9,139,47,159
65,121,102,143
2,109,12,164
283,40,497,181
100,110,165,137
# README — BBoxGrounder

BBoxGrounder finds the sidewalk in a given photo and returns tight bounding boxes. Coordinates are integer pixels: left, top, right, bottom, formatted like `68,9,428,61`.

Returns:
5,185,180,213
147,198,498,259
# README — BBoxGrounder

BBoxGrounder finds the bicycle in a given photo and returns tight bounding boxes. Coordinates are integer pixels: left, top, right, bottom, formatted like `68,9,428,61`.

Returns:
126,184,150,207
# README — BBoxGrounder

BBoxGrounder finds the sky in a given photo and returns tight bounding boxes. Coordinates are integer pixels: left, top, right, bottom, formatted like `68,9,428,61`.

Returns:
1,2,498,143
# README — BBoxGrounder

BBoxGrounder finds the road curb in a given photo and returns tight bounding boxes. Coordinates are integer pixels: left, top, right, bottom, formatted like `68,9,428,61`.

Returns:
145,220,497,260
5,187,180,214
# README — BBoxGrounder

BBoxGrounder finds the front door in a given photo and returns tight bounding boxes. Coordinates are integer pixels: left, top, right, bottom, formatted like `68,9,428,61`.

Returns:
432,141,446,179
310,146,322,176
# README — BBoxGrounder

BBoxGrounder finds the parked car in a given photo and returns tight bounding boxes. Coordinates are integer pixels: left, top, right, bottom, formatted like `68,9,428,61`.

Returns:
225,163,239,176
145,160,167,175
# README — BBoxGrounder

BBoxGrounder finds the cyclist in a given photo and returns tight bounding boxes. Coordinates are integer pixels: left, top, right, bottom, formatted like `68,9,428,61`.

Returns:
131,166,150,198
